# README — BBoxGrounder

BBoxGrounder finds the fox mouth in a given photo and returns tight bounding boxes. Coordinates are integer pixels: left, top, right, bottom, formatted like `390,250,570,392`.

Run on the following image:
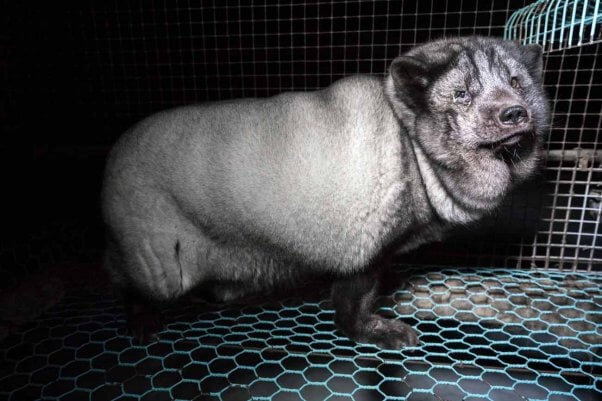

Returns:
479,130,532,151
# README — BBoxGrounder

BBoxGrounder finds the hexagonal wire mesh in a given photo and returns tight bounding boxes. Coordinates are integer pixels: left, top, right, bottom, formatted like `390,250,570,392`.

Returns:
0,266,600,400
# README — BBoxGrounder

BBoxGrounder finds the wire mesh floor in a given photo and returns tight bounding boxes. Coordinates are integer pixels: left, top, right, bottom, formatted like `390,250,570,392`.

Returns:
0,266,600,401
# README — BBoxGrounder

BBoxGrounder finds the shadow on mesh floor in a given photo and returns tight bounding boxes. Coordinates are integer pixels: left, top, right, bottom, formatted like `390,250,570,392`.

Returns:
0,265,600,400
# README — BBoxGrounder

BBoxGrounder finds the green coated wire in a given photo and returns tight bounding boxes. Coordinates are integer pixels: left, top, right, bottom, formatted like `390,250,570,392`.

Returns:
505,0,602,50
589,0,602,41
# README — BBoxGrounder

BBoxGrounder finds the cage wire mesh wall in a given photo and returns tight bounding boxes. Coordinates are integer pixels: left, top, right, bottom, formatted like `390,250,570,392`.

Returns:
1,1,601,401
504,0,602,271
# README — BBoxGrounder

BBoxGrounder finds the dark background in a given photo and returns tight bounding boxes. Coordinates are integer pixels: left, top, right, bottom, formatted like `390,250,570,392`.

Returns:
2,0,600,288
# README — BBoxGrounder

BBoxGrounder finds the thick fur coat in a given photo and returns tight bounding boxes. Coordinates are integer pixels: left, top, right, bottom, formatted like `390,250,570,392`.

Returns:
102,36,550,348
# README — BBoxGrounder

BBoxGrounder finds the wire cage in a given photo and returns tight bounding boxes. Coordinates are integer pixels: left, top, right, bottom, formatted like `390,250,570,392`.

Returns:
503,0,602,271
505,0,602,51
1,1,601,401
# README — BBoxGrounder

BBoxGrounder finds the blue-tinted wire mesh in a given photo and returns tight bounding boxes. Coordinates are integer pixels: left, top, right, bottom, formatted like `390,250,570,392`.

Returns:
504,0,602,51
1,266,600,400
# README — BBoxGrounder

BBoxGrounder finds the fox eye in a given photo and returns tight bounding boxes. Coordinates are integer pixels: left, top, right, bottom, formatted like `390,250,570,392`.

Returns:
453,89,471,105
510,77,520,88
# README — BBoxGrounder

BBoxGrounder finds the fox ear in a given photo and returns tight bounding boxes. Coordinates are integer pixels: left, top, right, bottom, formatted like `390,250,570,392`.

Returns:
521,44,544,79
390,56,430,90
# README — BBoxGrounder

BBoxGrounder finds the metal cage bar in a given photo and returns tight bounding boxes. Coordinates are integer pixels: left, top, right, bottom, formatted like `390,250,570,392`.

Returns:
505,0,602,51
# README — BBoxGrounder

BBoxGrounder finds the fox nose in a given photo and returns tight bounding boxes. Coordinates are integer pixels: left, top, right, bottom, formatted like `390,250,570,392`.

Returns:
499,105,529,126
